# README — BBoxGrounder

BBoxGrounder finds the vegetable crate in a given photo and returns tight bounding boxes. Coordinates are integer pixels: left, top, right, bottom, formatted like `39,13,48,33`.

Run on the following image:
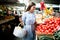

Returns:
35,33,55,40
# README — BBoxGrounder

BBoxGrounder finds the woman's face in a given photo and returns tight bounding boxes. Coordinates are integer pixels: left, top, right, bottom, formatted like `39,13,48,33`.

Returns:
30,5,36,12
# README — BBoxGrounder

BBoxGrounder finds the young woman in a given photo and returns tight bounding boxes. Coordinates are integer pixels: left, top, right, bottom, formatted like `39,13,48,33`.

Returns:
22,2,36,40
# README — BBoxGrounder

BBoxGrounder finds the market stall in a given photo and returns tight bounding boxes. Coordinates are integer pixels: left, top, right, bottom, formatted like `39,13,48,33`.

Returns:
0,16,15,25
35,1,60,40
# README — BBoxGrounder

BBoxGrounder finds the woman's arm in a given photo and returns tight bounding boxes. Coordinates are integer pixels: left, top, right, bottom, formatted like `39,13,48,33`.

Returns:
22,13,26,25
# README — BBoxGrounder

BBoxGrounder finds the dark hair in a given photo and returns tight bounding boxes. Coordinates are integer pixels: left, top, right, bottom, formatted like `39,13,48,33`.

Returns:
26,2,36,12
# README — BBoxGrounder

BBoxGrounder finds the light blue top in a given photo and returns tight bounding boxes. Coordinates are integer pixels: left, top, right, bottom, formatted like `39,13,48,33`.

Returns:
22,11,36,40
22,11,36,25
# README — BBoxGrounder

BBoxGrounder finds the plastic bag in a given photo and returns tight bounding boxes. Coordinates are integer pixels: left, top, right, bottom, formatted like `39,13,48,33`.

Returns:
13,24,26,38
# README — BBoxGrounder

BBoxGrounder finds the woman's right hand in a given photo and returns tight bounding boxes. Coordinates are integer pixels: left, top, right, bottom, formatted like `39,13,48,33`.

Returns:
20,21,24,26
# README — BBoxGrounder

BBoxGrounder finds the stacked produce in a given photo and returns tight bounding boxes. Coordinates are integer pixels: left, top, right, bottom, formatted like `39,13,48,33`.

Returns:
36,17,60,35
44,6,53,15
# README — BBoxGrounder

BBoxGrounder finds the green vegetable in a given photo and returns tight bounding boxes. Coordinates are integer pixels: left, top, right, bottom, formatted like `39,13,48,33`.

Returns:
53,30,60,40
39,36,54,40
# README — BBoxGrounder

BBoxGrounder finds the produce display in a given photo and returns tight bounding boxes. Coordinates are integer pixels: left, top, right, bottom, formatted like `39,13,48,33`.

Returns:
5,16,14,19
39,36,54,40
36,17,60,35
40,1,46,10
36,2,60,35
44,6,53,15
35,14,43,24
53,30,60,40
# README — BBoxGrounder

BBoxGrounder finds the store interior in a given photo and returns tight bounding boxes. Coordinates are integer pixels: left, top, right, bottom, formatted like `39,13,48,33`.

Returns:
0,0,60,40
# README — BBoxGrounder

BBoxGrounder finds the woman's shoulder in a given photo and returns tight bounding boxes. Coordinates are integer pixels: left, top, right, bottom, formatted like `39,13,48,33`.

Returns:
22,11,29,15
22,12,29,17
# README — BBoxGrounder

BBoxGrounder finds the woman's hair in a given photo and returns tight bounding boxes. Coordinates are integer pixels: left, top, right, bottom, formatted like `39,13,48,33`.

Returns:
26,2,36,12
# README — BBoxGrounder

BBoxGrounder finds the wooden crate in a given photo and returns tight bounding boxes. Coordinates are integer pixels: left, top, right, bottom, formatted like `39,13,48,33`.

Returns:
35,34,55,40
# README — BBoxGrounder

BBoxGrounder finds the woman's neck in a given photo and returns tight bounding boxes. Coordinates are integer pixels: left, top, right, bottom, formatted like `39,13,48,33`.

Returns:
29,10,34,13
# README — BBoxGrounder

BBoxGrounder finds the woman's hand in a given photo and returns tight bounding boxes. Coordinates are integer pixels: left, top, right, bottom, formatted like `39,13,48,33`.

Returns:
20,21,24,26
19,17,24,27
34,22,39,27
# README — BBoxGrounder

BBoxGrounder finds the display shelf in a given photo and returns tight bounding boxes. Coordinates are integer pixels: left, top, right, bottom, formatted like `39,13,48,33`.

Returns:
0,16,15,24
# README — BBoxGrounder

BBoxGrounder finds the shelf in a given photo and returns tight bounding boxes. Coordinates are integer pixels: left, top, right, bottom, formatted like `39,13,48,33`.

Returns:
0,16,15,24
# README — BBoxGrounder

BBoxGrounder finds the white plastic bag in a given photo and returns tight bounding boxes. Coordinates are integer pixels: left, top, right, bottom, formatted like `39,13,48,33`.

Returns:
13,24,26,38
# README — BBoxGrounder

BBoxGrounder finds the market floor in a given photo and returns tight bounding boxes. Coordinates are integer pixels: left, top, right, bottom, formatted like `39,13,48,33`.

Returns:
0,33,36,40
14,38,36,40
14,37,22,40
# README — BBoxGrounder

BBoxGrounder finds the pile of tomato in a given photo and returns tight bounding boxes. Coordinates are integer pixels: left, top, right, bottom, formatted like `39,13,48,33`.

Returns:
36,17,60,34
